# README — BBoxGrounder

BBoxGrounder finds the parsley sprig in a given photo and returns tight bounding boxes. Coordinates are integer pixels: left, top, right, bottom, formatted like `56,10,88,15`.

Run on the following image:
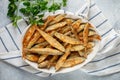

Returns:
7,0,67,27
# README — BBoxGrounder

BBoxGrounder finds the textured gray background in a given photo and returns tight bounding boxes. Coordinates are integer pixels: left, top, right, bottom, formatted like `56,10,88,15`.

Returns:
0,0,120,80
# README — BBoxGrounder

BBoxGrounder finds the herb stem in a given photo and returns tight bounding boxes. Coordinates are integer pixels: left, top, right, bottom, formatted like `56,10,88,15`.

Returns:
16,0,20,15
53,0,55,4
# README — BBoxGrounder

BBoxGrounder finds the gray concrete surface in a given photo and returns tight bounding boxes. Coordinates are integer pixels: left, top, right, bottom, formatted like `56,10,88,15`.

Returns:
0,0,120,80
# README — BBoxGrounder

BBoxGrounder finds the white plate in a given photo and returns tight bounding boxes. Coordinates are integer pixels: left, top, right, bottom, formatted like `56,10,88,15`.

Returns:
21,10,100,74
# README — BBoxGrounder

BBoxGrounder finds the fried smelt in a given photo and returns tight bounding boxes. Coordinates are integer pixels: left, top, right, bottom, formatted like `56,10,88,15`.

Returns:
64,31,72,36
60,26,71,33
64,18,74,25
79,30,96,37
54,32,82,44
78,51,85,57
46,22,67,31
47,55,59,68
62,57,85,68
38,60,49,68
38,54,49,63
27,31,40,48
71,19,82,39
70,26,79,40
71,45,84,51
35,31,55,44
79,32,99,41
49,14,66,25
33,41,49,48
83,23,89,46
88,34,101,41
23,25,36,48
88,31,96,36
55,45,71,71
69,52,80,58
26,54,39,62
77,24,85,32
36,28,65,52
24,48,63,55
87,42,95,49
89,27,96,31
72,19,81,29
35,37,45,44
41,16,55,30
83,48,93,58
79,32,83,37
50,55,59,63
38,45,51,63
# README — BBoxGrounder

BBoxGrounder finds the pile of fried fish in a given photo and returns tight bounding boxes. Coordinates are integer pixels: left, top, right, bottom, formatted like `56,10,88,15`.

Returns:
22,14,101,71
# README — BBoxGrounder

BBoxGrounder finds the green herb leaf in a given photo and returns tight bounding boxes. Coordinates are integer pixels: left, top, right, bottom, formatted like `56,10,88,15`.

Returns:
7,2,17,17
62,0,67,7
20,7,31,15
49,3,61,12
12,16,22,27
23,1,30,6
9,0,18,2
